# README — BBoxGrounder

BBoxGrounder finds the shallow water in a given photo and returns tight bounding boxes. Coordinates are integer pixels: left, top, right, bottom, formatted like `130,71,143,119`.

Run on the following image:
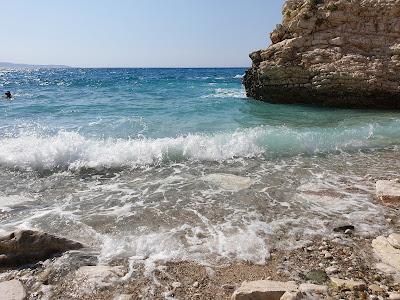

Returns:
0,68,399,270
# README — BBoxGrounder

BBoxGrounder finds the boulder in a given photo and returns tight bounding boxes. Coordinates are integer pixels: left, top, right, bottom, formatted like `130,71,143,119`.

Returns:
376,180,400,206
372,234,400,272
231,280,298,300
0,230,83,266
0,279,27,300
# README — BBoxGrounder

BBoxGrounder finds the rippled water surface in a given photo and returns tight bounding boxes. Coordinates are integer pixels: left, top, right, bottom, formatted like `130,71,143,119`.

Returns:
0,68,399,268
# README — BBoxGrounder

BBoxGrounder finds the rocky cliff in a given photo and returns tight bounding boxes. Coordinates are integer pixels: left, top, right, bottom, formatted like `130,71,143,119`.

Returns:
244,0,400,108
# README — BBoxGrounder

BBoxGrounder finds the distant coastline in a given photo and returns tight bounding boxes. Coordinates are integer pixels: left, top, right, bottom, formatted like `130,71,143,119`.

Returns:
0,62,71,69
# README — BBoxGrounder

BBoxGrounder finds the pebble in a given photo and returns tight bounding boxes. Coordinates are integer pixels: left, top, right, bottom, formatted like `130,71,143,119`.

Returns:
323,251,333,259
172,282,181,289
192,281,199,288
326,266,339,275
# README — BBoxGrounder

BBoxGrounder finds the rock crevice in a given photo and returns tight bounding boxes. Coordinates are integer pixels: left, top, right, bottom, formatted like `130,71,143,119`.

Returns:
244,0,400,108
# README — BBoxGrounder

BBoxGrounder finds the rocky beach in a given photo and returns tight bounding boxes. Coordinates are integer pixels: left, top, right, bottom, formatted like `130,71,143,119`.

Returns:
2,0,400,299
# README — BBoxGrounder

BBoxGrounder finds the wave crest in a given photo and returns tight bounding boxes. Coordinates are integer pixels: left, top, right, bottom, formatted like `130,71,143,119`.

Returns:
0,121,398,171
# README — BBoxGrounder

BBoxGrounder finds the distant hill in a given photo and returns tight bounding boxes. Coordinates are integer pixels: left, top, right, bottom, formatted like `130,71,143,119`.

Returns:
0,62,71,69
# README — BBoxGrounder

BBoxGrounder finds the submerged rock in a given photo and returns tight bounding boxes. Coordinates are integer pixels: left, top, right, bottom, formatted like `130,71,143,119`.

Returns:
244,0,400,108
202,174,253,192
0,230,83,266
231,280,298,300
0,279,27,300
376,180,400,207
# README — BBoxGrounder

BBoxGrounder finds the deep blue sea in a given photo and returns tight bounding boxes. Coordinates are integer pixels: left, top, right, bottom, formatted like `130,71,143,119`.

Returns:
0,68,399,268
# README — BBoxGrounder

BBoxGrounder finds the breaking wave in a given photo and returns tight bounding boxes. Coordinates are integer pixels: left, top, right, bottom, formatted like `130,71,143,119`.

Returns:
0,121,399,172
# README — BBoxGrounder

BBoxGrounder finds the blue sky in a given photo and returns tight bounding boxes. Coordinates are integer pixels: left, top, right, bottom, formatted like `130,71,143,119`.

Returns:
1,0,285,67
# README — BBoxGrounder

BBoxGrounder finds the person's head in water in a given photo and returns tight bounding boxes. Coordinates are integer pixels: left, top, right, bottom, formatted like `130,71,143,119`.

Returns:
5,91,12,98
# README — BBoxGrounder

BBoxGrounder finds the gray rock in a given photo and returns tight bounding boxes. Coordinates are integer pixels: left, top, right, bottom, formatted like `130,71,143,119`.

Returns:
0,279,27,300
0,230,83,266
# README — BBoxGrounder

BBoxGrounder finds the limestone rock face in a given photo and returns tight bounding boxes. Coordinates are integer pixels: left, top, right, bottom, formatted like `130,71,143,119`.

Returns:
244,0,400,108
0,230,83,266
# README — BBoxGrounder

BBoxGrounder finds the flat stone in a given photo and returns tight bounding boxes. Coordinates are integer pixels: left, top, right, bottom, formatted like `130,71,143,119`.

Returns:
298,283,328,294
231,280,298,300
0,280,27,300
330,277,366,291
376,180,400,206
0,230,83,266
372,235,400,271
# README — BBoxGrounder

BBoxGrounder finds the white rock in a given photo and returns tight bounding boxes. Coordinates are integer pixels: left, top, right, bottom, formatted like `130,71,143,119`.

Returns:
372,235,400,271
192,281,199,288
376,180,400,205
231,280,298,300
202,174,253,192
0,280,27,300
172,282,181,289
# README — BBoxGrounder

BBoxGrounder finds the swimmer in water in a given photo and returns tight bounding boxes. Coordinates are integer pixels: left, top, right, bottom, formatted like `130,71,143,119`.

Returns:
4,91,12,99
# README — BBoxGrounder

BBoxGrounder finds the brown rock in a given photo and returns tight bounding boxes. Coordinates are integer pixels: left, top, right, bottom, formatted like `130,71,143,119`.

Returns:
0,230,83,266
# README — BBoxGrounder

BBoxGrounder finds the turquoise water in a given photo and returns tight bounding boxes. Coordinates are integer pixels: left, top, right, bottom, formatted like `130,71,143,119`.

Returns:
0,68,399,268
1,68,400,170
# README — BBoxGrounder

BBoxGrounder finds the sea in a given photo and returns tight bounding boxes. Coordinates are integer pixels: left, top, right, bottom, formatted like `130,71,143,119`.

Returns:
0,68,399,270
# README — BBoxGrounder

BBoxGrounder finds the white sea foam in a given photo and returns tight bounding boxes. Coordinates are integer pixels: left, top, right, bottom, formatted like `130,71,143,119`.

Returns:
233,74,244,79
0,121,398,171
201,88,246,99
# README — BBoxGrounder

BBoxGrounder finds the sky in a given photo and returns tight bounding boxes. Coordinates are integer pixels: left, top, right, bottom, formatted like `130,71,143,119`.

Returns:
1,0,285,68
